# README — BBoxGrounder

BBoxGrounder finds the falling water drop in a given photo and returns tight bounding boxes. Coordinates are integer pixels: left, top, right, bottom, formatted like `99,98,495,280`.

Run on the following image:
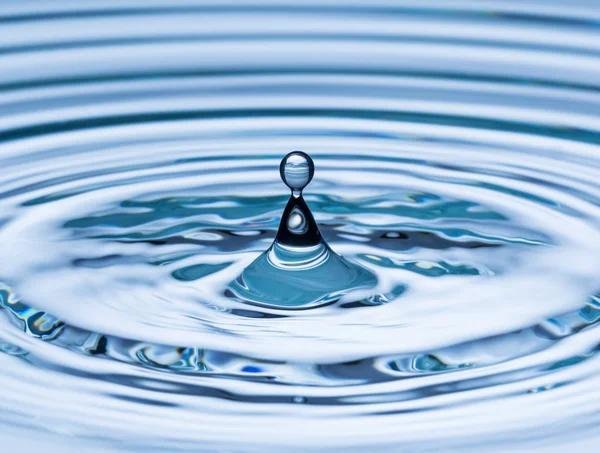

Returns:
275,152,321,247
280,151,314,195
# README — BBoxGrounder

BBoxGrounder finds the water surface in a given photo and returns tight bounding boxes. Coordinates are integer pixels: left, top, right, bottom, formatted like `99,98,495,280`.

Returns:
1,1,600,452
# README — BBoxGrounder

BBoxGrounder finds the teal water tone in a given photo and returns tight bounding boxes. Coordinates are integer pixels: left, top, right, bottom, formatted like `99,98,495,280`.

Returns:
1,1,600,453
228,241,377,308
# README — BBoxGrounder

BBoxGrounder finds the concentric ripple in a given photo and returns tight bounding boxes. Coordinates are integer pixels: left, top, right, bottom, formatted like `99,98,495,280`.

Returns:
2,1,600,452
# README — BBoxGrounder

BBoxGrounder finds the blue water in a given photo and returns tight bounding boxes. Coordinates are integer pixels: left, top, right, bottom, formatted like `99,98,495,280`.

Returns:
1,1,600,452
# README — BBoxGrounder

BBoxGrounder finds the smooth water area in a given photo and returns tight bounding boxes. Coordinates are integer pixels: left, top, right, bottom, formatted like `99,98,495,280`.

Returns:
1,1,600,452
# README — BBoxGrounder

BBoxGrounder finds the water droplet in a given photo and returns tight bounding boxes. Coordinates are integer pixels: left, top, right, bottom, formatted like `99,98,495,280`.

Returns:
280,151,314,194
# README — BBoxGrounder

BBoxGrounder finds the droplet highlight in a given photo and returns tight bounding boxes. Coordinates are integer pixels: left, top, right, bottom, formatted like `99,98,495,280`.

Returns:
287,208,308,235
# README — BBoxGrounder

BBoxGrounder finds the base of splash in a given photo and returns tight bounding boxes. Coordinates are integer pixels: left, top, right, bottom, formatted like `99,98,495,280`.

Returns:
226,241,377,309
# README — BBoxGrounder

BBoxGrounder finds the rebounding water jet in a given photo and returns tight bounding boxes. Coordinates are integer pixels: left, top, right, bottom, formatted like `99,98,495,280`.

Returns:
226,151,377,309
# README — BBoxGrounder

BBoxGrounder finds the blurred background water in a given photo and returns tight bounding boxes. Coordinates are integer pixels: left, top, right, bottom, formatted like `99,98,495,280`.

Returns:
1,1,600,452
